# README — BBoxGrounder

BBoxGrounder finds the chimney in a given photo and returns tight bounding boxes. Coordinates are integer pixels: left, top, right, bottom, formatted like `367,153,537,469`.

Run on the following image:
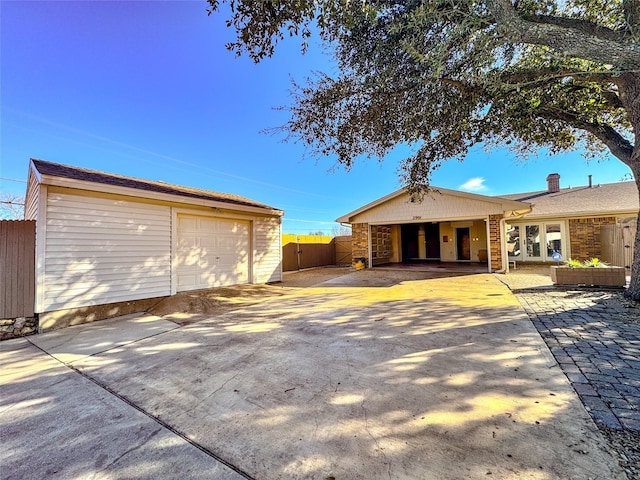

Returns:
546,173,560,193
588,174,592,188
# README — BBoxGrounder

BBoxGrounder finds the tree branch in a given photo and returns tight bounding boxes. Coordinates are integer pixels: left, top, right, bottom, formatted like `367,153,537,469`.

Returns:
539,108,634,163
488,0,640,69
602,89,625,109
624,0,640,36
520,14,625,42
499,68,621,86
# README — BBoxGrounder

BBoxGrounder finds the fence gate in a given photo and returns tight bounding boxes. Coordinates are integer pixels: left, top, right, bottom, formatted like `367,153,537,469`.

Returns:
600,218,636,269
0,220,36,318
334,235,353,265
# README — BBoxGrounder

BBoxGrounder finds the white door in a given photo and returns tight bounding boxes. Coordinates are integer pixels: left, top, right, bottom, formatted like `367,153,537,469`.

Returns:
176,215,250,291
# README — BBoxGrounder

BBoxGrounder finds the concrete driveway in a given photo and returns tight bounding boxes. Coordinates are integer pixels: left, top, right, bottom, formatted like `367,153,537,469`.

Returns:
1,270,626,479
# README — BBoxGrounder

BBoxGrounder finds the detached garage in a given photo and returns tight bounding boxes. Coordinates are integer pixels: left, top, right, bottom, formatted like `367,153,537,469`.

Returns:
24,159,283,330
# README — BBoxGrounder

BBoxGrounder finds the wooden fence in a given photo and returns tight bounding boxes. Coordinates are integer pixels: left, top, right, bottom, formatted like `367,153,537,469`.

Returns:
282,234,352,272
600,220,636,269
0,221,36,318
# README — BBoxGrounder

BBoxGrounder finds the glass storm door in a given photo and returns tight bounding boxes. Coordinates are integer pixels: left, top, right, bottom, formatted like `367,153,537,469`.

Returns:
507,225,521,260
545,224,562,259
525,224,541,260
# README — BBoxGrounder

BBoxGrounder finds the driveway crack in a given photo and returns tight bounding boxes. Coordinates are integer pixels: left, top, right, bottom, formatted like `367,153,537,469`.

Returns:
361,399,392,480
179,371,241,418
95,425,162,475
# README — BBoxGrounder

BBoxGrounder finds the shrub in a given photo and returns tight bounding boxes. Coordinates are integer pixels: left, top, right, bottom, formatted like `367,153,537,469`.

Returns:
563,258,608,267
582,258,608,267
564,258,583,267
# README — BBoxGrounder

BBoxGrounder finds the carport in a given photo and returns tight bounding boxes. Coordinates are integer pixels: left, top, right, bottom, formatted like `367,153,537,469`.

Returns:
366,218,491,267
337,187,531,272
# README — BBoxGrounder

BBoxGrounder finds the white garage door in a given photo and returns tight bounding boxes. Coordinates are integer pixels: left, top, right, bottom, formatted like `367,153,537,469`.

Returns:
176,215,250,291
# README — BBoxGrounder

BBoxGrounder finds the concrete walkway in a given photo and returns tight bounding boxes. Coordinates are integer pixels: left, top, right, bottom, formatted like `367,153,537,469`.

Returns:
1,270,626,479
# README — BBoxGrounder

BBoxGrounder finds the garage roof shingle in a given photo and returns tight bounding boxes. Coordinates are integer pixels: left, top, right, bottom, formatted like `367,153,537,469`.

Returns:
31,158,280,212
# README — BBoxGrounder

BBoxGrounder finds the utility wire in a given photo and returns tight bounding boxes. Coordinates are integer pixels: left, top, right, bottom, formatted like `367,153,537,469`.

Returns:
0,177,27,183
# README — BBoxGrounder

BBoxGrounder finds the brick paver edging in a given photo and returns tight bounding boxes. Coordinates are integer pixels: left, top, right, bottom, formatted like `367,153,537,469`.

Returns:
514,290,640,432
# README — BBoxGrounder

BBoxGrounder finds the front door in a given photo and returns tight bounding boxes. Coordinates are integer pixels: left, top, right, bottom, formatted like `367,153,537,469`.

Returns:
425,223,441,259
456,228,471,261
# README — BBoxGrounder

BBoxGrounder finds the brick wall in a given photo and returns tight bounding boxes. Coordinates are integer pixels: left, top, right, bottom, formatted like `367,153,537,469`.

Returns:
569,217,617,261
352,223,369,263
489,215,503,271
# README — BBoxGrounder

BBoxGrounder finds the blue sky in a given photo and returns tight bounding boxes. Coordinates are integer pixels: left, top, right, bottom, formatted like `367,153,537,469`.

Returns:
1,1,633,233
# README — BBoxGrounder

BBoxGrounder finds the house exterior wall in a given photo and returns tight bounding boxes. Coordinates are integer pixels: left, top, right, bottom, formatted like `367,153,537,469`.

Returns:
351,192,505,224
568,216,617,261
253,216,282,283
352,223,369,262
489,215,503,271
439,222,456,260
39,190,172,312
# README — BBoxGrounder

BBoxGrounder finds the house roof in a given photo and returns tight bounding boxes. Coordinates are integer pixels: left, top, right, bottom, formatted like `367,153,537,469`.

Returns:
336,186,531,223
30,159,283,215
497,181,638,219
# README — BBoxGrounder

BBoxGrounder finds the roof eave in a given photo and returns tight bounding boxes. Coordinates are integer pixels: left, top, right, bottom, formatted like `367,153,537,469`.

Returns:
520,209,638,220
336,187,531,223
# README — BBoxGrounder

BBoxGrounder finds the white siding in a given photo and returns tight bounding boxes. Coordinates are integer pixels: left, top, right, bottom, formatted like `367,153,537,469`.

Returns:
24,173,40,220
253,216,282,283
353,192,505,223
42,191,171,311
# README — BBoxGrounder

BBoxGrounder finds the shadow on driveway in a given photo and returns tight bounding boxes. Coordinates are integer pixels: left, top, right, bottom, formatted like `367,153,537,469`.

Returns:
1,271,627,479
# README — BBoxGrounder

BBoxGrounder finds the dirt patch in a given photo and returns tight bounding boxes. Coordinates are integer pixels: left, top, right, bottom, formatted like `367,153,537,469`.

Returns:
148,267,353,325
281,266,352,288
148,285,290,325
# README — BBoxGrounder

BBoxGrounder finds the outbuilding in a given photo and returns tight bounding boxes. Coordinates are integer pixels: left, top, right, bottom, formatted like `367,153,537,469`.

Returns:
25,159,283,330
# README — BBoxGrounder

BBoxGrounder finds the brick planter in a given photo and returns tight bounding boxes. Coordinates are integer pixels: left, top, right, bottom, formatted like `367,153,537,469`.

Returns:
551,266,627,287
